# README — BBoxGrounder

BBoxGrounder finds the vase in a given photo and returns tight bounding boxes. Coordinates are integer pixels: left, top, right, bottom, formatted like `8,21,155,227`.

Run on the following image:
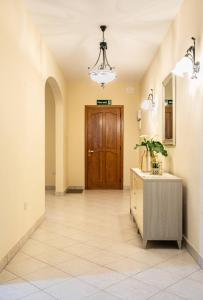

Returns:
141,150,151,172
151,152,163,175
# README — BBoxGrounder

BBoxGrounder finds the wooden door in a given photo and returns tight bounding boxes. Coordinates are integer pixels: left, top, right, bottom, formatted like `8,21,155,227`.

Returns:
85,106,123,189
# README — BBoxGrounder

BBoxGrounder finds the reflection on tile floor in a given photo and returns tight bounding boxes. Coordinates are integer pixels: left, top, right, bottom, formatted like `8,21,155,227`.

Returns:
0,190,201,299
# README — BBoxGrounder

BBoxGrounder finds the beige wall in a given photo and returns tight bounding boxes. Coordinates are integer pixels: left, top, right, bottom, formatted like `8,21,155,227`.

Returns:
66,79,140,188
140,0,203,257
0,0,68,261
45,83,56,187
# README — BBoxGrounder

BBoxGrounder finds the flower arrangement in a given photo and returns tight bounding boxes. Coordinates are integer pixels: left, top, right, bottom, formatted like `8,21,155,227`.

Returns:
134,135,168,157
134,135,168,174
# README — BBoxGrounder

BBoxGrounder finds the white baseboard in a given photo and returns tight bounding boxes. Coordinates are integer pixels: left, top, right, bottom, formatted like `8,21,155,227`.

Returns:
0,213,45,272
183,235,203,269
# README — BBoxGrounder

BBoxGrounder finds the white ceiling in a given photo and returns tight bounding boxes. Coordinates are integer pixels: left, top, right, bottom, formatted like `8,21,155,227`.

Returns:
25,0,183,81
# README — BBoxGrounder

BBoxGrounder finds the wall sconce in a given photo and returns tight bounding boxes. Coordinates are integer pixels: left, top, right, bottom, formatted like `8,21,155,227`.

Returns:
141,89,155,110
172,37,200,79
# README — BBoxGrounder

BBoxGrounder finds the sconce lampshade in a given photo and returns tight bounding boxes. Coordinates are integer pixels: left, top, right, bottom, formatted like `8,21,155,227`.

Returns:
172,37,200,79
172,56,193,77
141,89,155,111
141,99,153,111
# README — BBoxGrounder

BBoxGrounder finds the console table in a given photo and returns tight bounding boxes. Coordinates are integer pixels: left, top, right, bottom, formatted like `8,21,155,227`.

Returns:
130,168,182,248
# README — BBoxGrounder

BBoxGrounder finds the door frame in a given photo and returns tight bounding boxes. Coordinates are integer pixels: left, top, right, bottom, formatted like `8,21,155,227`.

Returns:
85,105,124,189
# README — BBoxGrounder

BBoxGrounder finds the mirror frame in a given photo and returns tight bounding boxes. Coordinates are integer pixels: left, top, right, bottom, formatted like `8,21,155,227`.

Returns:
162,73,176,146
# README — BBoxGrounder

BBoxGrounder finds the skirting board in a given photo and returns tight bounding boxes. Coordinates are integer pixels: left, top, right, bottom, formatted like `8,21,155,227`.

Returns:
45,186,55,190
45,186,65,196
183,235,203,269
0,213,45,272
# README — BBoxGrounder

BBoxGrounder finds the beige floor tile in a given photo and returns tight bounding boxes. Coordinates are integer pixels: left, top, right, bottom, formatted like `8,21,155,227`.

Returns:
56,257,102,276
21,265,72,289
88,250,124,266
105,277,159,300
105,257,149,276
108,242,141,259
147,247,184,261
65,231,95,243
127,236,143,248
6,257,47,277
0,270,17,284
9,252,30,265
148,291,185,300
1,190,200,299
21,239,52,256
187,269,203,284
44,236,78,250
31,229,60,242
156,251,200,277
38,221,72,235
63,243,100,258
134,267,182,289
85,238,115,250
33,248,76,266
0,278,39,300
19,291,56,300
125,248,168,266
45,277,99,300
84,290,120,300
166,278,203,299
79,266,126,289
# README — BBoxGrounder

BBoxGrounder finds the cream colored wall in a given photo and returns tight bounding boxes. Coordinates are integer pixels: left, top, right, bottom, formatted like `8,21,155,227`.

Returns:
0,0,68,262
45,83,55,187
66,79,140,188
140,0,203,257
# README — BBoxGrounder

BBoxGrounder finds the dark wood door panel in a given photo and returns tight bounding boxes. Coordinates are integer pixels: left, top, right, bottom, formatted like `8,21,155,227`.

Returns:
105,111,119,150
105,151,120,188
85,106,123,189
87,151,103,188
87,111,103,150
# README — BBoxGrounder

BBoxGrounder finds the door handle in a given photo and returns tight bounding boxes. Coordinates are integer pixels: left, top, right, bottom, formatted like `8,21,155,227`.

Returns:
88,149,94,153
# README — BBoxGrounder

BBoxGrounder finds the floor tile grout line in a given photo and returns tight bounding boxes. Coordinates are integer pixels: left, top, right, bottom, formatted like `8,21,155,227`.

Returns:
7,245,199,298
145,267,202,300
3,190,200,300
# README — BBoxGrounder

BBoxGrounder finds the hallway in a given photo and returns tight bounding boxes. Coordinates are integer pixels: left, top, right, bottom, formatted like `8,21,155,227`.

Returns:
0,191,202,300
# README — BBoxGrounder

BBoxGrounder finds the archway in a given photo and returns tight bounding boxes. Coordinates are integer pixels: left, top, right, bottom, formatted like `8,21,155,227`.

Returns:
45,77,64,194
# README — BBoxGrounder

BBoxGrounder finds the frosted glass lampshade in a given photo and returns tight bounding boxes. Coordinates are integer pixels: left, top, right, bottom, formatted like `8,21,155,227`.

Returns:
89,69,116,84
172,56,193,77
141,99,152,110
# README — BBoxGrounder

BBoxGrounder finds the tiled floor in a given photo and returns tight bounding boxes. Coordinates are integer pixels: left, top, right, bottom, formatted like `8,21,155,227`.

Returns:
0,190,202,300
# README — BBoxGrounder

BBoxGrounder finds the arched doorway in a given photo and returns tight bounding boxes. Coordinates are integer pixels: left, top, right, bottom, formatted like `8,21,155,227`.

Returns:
45,77,64,194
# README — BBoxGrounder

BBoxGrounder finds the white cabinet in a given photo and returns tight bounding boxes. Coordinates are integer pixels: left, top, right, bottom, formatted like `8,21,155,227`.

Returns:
130,168,182,248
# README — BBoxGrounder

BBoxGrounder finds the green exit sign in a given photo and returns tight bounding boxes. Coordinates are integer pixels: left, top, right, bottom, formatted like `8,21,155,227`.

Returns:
97,99,112,105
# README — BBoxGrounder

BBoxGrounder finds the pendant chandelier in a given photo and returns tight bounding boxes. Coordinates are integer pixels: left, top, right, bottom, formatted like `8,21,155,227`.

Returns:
88,25,116,87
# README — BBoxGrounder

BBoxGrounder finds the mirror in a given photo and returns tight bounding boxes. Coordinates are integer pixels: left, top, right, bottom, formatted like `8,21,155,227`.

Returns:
162,74,176,146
